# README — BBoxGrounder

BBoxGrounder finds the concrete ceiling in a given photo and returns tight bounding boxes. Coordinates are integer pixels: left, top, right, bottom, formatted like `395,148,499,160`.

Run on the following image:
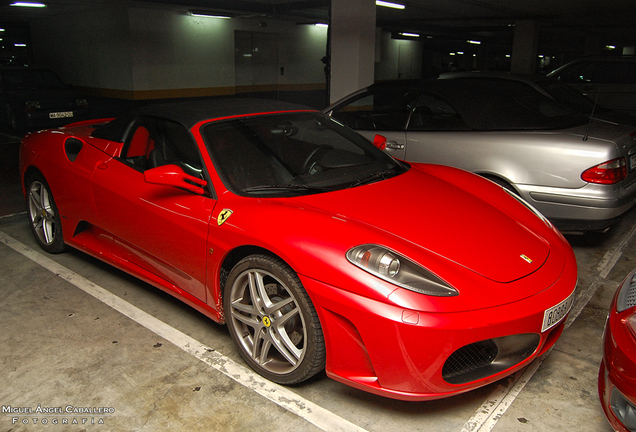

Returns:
1,0,634,58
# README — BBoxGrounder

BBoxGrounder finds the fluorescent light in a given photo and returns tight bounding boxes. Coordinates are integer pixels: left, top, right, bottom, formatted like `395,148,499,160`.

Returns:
376,1,405,9
399,32,420,38
188,10,232,18
14,43,27,47
314,23,328,27
467,40,481,45
606,45,616,50
10,2,47,7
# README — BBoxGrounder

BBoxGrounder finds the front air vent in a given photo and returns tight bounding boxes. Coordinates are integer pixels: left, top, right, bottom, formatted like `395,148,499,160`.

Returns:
442,334,540,384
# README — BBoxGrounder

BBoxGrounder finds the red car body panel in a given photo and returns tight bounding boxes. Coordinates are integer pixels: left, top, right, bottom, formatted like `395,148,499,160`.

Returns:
20,105,578,400
599,271,636,432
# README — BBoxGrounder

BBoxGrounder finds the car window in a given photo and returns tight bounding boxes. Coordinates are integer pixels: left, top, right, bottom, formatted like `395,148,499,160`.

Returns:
330,90,417,131
121,116,205,181
406,93,468,131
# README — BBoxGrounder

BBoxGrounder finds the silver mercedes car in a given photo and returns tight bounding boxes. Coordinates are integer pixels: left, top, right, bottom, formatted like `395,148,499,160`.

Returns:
324,77,636,231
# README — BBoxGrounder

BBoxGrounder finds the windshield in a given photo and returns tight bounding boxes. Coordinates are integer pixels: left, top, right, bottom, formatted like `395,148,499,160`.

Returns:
203,112,407,197
2,69,67,90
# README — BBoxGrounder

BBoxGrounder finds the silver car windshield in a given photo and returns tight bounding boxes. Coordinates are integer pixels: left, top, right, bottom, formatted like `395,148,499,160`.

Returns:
202,112,406,197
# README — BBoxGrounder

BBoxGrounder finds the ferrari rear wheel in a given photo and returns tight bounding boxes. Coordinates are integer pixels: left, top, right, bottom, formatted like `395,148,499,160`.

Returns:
26,173,65,254
224,254,325,384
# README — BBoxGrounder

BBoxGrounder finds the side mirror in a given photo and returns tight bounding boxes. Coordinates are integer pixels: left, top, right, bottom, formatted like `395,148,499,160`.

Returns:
373,134,387,150
144,164,207,195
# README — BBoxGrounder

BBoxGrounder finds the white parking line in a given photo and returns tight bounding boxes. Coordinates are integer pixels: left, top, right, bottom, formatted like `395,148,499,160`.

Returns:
0,231,369,432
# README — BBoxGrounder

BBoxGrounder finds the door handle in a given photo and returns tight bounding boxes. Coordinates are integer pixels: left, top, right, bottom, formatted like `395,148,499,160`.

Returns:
386,141,405,150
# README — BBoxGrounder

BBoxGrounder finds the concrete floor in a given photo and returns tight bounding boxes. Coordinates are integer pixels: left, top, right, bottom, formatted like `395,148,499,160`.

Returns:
0,116,629,431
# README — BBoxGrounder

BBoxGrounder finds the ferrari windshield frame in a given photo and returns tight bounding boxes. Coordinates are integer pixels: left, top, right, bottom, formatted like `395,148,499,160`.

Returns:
202,112,407,197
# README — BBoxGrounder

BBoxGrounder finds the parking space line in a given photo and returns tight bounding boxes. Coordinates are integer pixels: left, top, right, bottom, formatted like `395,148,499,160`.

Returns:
0,231,369,432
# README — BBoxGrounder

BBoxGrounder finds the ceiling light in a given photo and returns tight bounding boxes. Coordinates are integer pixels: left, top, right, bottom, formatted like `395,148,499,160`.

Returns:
10,2,47,7
376,1,405,9
314,23,328,27
399,32,420,38
188,10,232,18
467,40,481,45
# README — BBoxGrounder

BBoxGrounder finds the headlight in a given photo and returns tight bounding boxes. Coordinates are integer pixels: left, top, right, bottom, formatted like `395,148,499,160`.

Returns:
346,244,458,297
25,100,41,110
617,270,636,313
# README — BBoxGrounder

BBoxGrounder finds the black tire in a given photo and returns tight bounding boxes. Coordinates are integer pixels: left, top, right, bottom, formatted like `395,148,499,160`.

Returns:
26,172,66,254
224,254,325,384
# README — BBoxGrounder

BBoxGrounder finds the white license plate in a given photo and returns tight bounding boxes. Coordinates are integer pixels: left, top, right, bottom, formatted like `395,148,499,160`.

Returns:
49,111,74,119
542,291,575,332
630,153,636,171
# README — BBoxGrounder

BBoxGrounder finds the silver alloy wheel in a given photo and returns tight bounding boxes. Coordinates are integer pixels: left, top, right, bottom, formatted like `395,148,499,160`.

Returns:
228,268,307,375
28,180,57,246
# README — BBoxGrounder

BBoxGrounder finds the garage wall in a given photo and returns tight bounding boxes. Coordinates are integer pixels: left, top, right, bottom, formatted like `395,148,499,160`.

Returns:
29,4,422,102
30,5,133,92
375,30,424,81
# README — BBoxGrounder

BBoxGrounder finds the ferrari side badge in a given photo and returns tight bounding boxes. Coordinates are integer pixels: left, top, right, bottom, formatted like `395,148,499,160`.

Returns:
520,254,533,264
217,209,233,226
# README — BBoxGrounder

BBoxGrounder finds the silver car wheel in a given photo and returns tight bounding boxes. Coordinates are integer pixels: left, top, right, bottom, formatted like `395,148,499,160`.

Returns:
29,180,57,246
229,268,307,374
26,174,65,254
224,255,325,384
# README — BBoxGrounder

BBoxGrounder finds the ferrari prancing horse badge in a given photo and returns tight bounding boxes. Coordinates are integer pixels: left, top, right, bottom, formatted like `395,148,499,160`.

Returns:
217,209,233,226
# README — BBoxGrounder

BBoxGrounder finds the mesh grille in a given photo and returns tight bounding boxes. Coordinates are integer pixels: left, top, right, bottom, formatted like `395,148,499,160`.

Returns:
442,340,498,381
626,277,636,309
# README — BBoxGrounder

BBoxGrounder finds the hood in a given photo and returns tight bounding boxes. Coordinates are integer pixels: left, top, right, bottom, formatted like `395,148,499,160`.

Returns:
293,167,550,284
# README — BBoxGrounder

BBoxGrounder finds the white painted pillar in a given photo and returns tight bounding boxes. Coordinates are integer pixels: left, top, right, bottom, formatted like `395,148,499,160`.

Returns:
329,0,376,103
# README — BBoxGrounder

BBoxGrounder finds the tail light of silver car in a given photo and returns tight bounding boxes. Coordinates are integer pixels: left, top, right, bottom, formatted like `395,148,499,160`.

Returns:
581,157,627,185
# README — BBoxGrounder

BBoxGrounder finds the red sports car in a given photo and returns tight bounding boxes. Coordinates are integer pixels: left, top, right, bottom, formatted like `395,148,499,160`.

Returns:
599,268,636,431
20,99,577,400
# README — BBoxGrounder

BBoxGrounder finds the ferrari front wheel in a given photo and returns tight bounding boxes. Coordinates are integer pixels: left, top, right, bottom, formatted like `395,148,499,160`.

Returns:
26,173,65,254
224,254,325,384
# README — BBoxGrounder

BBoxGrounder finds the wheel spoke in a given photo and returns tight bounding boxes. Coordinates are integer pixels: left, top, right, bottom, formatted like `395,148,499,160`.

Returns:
269,325,301,365
248,271,269,315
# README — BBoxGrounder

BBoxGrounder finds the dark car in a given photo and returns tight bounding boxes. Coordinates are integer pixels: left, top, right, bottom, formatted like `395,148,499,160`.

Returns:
0,67,90,132
548,56,636,115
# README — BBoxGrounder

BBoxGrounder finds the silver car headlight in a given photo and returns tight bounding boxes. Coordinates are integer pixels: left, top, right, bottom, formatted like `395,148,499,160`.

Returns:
346,244,458,297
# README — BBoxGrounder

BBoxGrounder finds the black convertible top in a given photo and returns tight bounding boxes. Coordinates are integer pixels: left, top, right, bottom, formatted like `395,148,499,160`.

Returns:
92,98,316,142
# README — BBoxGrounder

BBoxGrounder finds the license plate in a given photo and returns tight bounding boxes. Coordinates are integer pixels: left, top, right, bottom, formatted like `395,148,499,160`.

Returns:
542,291,575,332
630,153,636,171
49,111,74,119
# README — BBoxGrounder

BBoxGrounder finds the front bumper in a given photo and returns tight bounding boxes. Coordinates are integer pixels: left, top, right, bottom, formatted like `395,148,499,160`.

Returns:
599,313,636,431
301,268,577,401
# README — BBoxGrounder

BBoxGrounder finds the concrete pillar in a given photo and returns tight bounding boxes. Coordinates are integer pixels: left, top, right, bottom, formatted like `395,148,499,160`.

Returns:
510,20,539,74
329,0,376,103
